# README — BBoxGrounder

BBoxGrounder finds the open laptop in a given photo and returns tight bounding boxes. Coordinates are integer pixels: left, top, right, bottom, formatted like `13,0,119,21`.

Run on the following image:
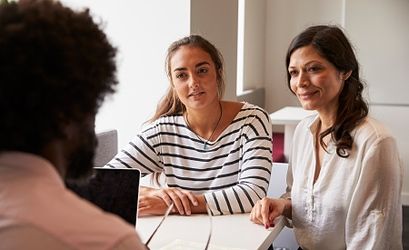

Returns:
66,167,141,226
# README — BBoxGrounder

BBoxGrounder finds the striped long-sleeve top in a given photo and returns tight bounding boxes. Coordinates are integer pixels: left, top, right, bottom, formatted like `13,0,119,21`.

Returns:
107,102,273,215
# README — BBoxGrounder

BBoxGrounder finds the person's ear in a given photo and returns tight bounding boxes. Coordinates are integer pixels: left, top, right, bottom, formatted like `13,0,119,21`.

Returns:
342,70,352,81
218,68,224,82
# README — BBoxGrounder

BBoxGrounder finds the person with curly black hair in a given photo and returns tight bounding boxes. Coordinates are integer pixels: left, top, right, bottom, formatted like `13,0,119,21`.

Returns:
0,0,145,249
250,25,402,249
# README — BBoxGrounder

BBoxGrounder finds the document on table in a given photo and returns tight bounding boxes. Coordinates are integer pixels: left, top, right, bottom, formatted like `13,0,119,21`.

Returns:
159,239,246,250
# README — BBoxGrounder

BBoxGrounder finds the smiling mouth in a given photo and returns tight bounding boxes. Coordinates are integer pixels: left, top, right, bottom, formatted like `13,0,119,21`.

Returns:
298,91,318,99
188,91,205,97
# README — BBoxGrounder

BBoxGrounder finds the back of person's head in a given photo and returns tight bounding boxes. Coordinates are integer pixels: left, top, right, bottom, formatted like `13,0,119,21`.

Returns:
286,25,368,157
150,35,225,121
0,0,118,154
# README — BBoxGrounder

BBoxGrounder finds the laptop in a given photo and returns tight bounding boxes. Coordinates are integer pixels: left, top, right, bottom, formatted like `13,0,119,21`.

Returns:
66,167,141,226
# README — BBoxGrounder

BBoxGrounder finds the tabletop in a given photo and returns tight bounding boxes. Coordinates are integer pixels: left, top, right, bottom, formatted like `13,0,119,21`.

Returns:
136,213,284,250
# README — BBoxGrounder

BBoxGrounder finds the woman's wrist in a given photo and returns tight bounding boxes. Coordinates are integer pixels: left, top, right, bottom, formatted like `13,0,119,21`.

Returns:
190,194,207,213
140,186,158,195
280,197,292,218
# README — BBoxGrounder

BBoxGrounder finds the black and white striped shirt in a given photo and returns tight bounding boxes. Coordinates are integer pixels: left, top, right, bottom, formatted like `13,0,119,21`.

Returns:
107,102,273,215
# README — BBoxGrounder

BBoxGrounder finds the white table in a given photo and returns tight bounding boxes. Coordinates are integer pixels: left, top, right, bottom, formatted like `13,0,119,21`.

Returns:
270,106,316,160
137,213,284,250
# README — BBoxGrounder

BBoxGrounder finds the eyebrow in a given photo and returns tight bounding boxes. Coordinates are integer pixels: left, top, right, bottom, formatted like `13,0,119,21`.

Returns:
173,61,211,72
288,60,322,69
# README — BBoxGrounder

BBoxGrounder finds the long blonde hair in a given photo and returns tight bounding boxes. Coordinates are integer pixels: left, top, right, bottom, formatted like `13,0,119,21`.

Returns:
149,35,225,122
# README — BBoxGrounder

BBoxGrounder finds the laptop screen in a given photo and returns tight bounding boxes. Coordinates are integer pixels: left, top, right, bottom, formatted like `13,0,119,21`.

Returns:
66,167,140,226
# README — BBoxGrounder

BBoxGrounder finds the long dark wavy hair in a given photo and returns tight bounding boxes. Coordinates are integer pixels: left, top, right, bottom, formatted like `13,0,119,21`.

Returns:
286,25,368,158
149,34,225,122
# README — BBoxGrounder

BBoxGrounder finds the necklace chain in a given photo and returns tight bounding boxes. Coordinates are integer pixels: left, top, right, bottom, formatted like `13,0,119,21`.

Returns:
185,102,223,150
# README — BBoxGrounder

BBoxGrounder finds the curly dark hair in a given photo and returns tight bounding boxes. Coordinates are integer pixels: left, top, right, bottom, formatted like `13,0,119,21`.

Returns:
0,0,118,154
286,25,368,158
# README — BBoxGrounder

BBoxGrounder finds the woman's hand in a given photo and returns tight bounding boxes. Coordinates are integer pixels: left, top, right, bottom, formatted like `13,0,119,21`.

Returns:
138,195,169,217
142,187,199,215
152,187,198,215
250,197,291,228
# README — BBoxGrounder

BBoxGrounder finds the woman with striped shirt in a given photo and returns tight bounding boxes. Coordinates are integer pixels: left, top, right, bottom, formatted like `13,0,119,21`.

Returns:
107,35,273,216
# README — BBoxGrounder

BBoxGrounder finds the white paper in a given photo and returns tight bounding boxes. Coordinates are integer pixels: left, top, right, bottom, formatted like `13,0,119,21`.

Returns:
158,239,247,250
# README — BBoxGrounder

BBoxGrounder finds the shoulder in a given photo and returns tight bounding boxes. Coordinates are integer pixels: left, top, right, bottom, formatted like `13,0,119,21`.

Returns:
150,113,184,126
231,102,272,136
140,113,185,134
237,102,271,121
7,187,138,250
354,116,396,146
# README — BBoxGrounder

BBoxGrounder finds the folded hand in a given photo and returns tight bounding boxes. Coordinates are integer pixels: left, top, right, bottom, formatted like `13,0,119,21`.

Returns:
141,187,198,216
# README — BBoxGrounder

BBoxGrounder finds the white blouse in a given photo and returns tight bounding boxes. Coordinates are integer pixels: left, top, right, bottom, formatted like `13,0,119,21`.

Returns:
286,115,402,250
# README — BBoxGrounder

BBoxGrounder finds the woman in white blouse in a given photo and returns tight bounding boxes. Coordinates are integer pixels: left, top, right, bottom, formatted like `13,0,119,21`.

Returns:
250,25,402,249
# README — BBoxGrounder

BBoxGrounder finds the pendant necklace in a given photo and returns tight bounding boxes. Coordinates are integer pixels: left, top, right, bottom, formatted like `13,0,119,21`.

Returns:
185,102,223,150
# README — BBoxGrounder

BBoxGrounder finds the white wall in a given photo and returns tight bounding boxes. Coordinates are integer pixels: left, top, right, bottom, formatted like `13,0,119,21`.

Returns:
241,0,266,92
190,0,238,101
62,0,191,148
264,0,344,114
345,0,409,105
